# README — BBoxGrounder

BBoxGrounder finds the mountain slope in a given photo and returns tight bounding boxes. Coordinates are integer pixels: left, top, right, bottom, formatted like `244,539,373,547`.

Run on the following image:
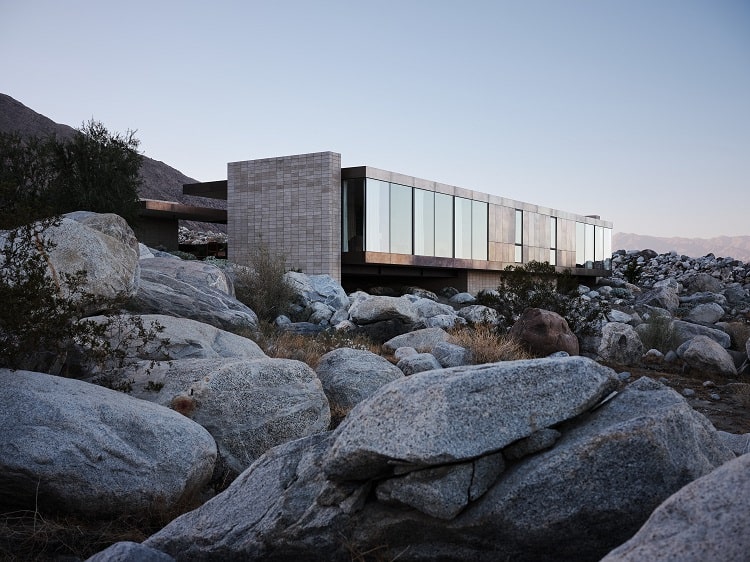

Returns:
0,93,225,230
613,232,750,263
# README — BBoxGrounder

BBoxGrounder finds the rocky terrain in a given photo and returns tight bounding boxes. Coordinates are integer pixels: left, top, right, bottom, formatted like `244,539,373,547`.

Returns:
1,212,749,561
613,232,750,263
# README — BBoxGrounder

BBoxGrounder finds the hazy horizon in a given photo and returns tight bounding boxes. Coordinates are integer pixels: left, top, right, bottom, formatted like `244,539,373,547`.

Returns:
1,1,748,239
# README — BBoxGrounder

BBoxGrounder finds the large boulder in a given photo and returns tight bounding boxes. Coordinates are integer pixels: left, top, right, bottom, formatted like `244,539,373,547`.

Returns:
432,341,472,367
382,327,451,353
135,358,330,474
396,353,442,375
86,541,175,562
508,308,579,356
315,348,404,412
685,272,723,294
284,271,349,317
672,319,731,348
598,322,644,366
127,258,258,332
602,451,750,562
676,335,737,377
638,284,680,313
348,295,419,325
458,305,502,326
144,374,732,562
0,370,216,517
72,314,266,375
324,356,618,480
685,302,725,325
0,213,140,310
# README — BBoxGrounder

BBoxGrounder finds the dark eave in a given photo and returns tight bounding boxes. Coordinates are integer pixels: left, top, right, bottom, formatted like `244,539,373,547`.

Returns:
138,199,227,223
183,180,228,200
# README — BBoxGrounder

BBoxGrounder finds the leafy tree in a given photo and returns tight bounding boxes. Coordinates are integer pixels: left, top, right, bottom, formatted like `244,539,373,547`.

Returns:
0,133,57,229
52,120,142,226
0,120,143,229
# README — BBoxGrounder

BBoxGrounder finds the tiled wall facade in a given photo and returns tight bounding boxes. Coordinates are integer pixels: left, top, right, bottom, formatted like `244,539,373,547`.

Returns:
228,152,342,280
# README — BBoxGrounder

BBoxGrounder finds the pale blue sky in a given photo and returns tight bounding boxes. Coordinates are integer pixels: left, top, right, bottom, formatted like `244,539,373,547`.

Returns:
1,0,748,238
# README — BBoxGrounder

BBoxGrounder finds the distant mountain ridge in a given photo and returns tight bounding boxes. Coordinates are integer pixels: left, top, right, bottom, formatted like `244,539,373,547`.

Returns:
613,232,750,263
0,93,225,231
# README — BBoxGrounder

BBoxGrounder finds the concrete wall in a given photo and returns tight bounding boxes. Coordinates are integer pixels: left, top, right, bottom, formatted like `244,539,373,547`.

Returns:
228,152,342,280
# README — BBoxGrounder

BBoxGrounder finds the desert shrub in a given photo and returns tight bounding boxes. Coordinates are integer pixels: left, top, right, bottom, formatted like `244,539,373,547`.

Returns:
638,316,677,353
0,219,167,382
0,219,88,372
449,323,531,364
167,250,197,260
476,261,609,337
233,242,297,323
623,260,643,284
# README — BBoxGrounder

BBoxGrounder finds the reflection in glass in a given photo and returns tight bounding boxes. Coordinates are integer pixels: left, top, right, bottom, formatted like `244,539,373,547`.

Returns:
604,227,612,270
576,222,585,267
585,223,595,268
549,216,557,266
515,209,523,262
595,225,604,263
414,189,435,256
455,197,473,259
435,193,453,257
472,201,488,260
342,179,364,251
365,179,389,252
390,183,413,254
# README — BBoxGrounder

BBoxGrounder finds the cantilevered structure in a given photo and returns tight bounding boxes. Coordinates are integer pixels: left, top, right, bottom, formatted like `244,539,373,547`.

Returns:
188,151,612,292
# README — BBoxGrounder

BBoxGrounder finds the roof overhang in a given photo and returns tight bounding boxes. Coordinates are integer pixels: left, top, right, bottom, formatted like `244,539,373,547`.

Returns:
183,180,228,200
138,199,227,223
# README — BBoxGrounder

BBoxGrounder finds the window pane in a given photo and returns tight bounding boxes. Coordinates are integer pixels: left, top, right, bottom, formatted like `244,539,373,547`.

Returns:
414,189,435,256
390,183,413,254
435,193,453,257
515,210,523,244
550,249,556,266
585,223,595,268
342,178,364,251
576,222,585,267
472,201,488,260
365,179,389,252
550,217,557,249
604,228,612,270
515,245,522,263
595,225,604,263
455,197,473,259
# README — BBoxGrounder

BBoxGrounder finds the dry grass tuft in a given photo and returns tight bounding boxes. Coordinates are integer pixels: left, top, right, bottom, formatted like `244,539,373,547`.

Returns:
257,329,381,370
449,324,532,364
0,496,201,561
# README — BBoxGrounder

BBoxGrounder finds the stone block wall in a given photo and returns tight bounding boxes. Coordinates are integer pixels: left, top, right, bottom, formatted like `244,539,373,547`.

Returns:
228,152,342,280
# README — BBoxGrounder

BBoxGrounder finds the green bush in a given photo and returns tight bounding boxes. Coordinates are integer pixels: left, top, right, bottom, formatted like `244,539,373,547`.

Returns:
623,260,643,284
0,219,167,383
0,120,142,229
477,261,609,337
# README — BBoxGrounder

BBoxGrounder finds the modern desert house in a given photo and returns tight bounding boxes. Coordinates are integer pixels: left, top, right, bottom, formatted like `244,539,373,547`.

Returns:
184,151,613,293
